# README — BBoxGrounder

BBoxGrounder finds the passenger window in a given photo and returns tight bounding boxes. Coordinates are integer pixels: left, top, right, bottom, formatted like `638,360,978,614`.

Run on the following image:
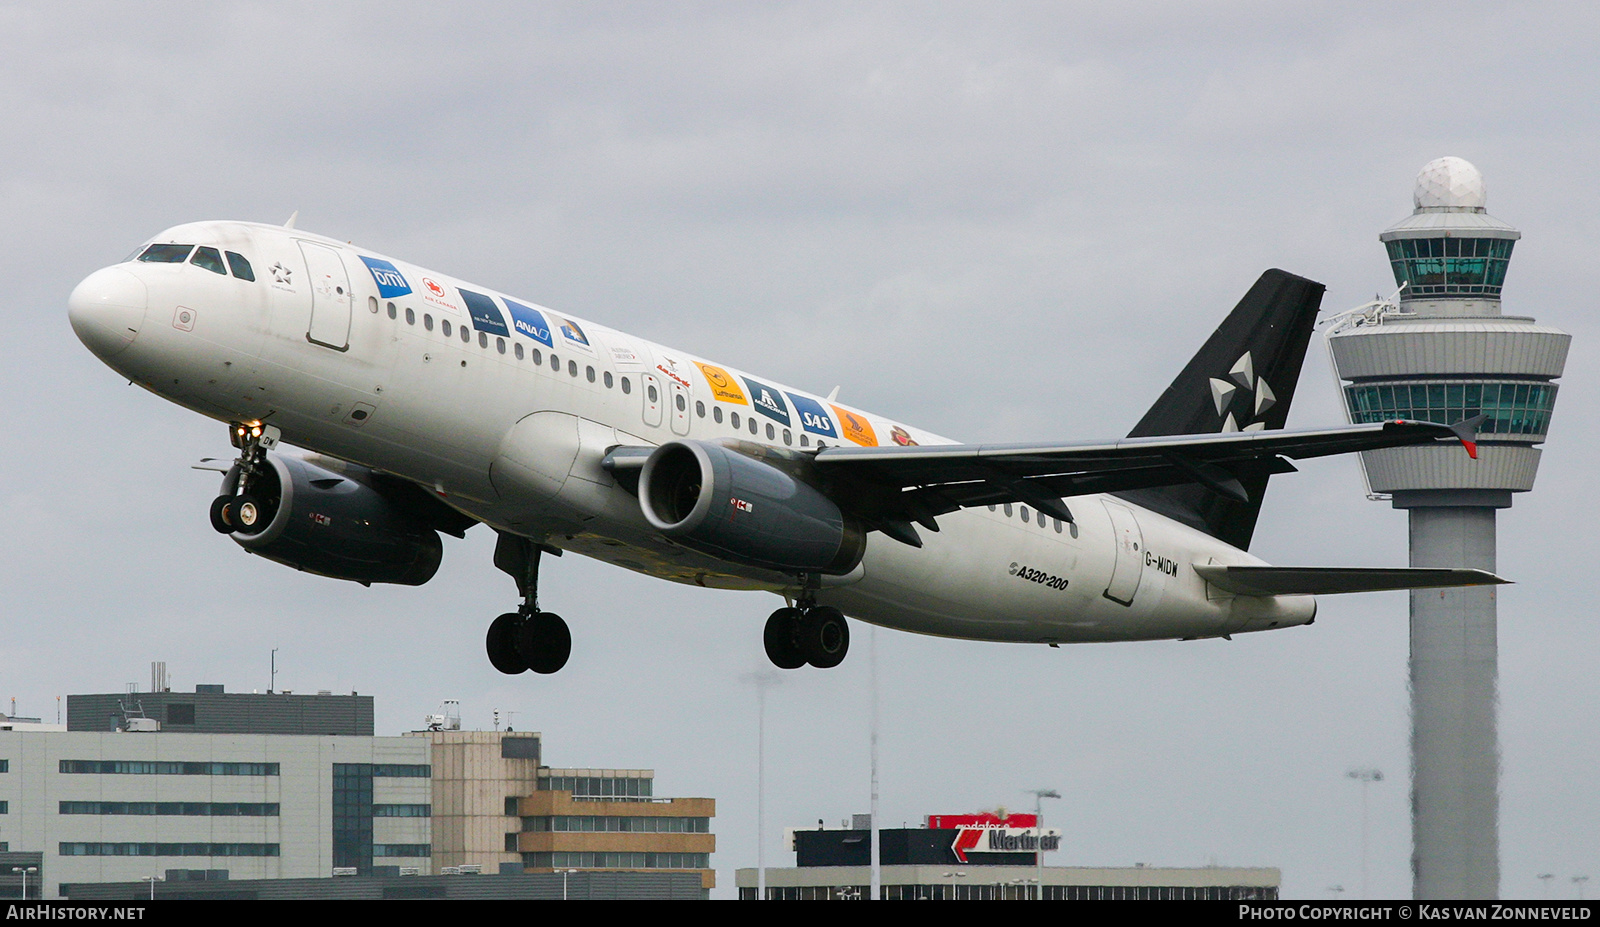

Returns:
191,246,227,275
750,418,758,435
800,434,809,447
765,423,775,440
443,320,454,338
782,429,792,446
387,302,397,319
713,407,723,424
1003,504,1013,517
532,349,542,365
586,366,595,383
730,411,739,429
461,326,470,343
604,371,614,389
647,384,659,403
621,377,631,395
406,308,415,325
515,343,524,360
497,337,506,355
478,331,487,347
138,244,193,263
816,441,826,449
1053,517,1063,533
675,394,686,412
988,505,996,512
551,353,560,370
695,401,705,418
424,314,434,331
568,360,578,377
369,296,379,314
224,251,255,281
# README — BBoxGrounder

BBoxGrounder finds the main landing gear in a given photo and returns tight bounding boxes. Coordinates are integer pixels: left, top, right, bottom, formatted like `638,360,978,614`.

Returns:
209,422,281,536
764,593,850,670
487,533,572,675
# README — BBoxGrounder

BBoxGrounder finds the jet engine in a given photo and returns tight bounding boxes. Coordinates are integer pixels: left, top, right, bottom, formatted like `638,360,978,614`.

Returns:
638,440,864,574
223,453,460,586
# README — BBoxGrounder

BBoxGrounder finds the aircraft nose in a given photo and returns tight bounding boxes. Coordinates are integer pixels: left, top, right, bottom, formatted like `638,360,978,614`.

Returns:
69,266,148,359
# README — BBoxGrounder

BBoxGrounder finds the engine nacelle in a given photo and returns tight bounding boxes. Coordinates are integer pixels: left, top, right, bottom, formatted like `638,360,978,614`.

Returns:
227,453,445,586
638,440,864,575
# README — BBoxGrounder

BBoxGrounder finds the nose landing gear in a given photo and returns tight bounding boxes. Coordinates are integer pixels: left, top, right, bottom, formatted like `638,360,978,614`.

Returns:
487,533,572,675
210,422,280,535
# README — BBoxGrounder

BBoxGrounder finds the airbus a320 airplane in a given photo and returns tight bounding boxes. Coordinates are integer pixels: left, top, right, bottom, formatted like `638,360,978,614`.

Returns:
68,219,1500,675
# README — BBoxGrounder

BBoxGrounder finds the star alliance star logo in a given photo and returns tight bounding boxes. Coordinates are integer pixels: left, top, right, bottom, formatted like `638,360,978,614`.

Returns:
269,262,292,285
1208,351,1275,432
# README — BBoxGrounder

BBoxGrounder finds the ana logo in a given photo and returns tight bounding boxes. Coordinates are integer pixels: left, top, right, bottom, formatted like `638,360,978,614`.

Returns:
422,277,446,298
1207,351,1275,432
503,299,553,346
359,256,411,298
741,377,791,426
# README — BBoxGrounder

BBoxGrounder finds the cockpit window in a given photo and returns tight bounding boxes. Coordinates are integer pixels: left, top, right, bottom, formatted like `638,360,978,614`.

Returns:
138,243,194,263
191,246,227,275
225,251,255,281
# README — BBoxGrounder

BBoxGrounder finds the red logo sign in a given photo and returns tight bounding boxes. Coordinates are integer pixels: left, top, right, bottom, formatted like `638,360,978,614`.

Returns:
423,277,446,297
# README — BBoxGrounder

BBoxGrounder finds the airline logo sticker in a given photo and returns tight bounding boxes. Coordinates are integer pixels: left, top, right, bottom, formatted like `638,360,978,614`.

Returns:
419,276,460,313
503,299,553,346
457,288,510,337
610,345,642,365
696,363,747,405
786,393,838,438
890,425,919,446
557,316,591,350
831,405,878,446
741,376,791,425
359,256,411,298
656,355,692,389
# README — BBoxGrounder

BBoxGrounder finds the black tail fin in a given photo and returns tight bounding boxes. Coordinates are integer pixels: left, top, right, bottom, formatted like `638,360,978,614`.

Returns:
1115,269,1325,550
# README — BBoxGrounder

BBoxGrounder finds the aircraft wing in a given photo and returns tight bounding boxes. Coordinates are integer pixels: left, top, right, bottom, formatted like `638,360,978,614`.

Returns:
804,419,1473,544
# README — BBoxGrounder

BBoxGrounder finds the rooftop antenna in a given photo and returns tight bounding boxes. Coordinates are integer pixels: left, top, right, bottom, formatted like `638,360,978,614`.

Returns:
270,648,278,694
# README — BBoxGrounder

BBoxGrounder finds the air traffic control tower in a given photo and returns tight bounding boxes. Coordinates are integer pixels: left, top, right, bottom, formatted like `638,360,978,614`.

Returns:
1326,157,1569,899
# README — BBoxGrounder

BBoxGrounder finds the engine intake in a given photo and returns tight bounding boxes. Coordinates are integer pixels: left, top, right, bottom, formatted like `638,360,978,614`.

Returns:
638,440,864,575
227,454,446,586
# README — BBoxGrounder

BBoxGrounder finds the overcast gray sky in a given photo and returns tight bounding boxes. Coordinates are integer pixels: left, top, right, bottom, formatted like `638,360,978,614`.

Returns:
2,1,1596,899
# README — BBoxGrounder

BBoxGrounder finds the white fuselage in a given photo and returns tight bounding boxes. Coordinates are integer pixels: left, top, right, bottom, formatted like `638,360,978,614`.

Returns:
69,221,1315,645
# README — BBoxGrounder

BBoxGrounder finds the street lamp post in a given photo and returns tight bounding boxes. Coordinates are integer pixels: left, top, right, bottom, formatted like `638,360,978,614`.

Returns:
1346,768,1384,899
1029,789,1060,901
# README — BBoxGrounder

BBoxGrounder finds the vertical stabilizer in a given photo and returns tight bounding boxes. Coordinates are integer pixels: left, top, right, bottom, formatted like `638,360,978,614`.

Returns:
1116,269,1324,549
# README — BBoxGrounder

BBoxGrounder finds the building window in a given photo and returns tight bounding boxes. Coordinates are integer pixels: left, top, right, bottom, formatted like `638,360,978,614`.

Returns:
521,851,709,870
58,761,278,776
1345,380,1558,437
372,805,431,818
536,774,652,800
332,764,375,874
59,843,280,857
59,802,279,816
374,845,431,858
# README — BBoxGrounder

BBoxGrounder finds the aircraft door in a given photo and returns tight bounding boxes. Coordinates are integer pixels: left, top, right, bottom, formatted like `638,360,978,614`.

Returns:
641,373,664,428
668,381,691,436
1101,500,1145,606
299,241,352,351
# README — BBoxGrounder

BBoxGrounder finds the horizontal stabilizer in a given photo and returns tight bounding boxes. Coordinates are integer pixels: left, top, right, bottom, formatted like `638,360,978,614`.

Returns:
1194,565,1509,596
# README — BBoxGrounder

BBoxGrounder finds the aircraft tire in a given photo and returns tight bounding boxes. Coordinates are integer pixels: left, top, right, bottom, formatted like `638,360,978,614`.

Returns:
800,606,849,669
209,495,237,534
232,494,268,535
486,613,528,675
516,611,571,675
763,607,807,669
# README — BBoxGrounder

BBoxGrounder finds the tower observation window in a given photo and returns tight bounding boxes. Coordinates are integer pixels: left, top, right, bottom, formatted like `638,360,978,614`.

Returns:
1386,237,1513,297
1345,380,1557,437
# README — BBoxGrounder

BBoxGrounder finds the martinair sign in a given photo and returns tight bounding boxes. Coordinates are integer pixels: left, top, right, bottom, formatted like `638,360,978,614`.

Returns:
929,813,1063,864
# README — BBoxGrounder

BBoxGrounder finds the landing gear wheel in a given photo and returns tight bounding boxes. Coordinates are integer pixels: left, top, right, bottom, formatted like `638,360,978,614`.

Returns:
799,606,849,668
209,495,237,534
763,607,807,669
232,494,268,535
486,613,528,675
515,612,571,675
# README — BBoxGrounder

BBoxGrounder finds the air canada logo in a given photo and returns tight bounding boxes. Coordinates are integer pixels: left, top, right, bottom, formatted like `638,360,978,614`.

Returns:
423,277,446,297
1208,351,1275,433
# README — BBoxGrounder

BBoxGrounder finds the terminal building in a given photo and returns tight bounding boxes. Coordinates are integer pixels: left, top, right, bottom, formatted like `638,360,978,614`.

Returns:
737,812,1279,900
0,674,714,899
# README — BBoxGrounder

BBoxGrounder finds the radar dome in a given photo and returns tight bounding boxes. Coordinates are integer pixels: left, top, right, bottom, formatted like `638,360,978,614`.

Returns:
1414,156,1487,211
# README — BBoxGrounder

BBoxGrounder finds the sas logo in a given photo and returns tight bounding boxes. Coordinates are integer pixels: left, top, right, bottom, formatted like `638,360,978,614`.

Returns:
695,363,747,405
786,393,838,439
503,299,553,346
359,256,411,299
740,376,791,426
730,497,754,513
831,405,878,447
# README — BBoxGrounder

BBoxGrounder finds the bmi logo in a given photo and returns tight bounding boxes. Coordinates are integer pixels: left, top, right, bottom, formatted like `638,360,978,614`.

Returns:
359,256,411,299
1207,351,1275,432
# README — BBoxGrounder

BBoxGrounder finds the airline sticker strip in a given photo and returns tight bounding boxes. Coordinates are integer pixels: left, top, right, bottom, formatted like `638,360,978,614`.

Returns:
695,363,747,405
458,289,510,337
503,298,553,346
831,405,877,447
360,256,411,299
741,376,791,426
786,393,838,439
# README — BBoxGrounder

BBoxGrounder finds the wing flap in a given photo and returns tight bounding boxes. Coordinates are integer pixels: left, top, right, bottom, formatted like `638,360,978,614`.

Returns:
1194,565,1508,596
